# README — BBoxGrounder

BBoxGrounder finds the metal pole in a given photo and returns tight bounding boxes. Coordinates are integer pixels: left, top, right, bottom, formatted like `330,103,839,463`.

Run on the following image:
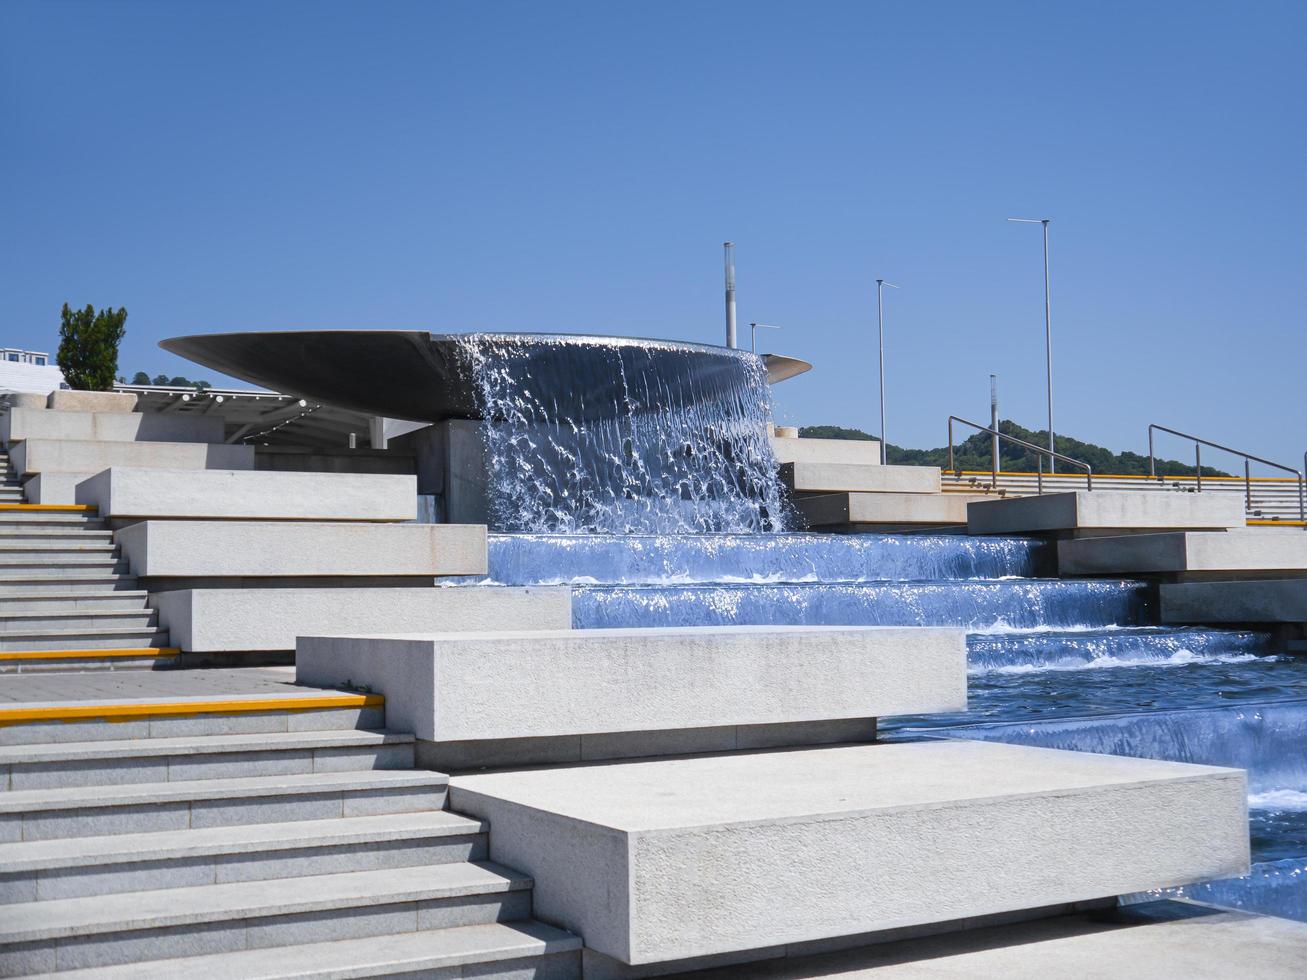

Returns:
990,374,1000,486
1042,219,1054,473
875,280,898,466
723,242,737,349
750,323,757,353
877,280,886,465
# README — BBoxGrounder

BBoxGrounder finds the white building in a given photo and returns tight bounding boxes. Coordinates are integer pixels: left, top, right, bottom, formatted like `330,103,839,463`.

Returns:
0,346,65,394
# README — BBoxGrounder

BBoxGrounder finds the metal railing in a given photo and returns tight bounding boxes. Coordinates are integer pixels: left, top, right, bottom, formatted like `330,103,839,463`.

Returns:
948,416,1092,493
1147,424,1305,523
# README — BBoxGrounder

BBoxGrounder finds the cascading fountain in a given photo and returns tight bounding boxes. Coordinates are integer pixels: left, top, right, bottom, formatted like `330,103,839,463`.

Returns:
454,335,792,533
163,326,1307,925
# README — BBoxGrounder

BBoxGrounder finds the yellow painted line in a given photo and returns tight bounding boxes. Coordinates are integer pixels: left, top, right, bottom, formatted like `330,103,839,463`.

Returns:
0,504,97,512
0,693,384,726
0,648,180,662
1247,520,1307,527
947,470,1303,484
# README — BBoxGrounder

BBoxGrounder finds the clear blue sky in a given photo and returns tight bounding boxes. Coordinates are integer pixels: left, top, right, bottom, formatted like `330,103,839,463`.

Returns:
2,1,1303,468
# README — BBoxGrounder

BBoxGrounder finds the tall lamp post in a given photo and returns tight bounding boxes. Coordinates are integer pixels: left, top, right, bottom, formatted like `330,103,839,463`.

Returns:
723,242,737,348
1007,217,1055,471
876,279,899,466
749,322,781,353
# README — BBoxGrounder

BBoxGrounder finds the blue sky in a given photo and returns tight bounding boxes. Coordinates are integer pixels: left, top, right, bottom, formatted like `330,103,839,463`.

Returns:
2,1,1303,467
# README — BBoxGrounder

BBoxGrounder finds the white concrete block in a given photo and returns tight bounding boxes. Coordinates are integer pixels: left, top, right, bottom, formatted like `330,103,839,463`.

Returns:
23,473,94,505
450,741,1248,966
295,626,966,743
116,521,484,578
152,586,571,652
78,469,418,521
968,491,1246,535
4,393,49,410
0,407,224,445
1061,529,1307,578
10,439,254,476
782,462,940,495
1160,579,1307,623
799,492,982,527
770,436,880,466
47,390,138,413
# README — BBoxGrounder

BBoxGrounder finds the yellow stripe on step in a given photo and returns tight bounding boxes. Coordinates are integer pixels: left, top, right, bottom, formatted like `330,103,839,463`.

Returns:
0,693,385,726
0,648,181,662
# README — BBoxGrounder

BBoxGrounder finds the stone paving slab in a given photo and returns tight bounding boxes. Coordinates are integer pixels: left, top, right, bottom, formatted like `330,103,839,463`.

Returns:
670,902,1307,980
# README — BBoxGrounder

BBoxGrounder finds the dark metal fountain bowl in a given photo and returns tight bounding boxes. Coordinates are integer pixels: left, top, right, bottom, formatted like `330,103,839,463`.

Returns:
160,330,811,422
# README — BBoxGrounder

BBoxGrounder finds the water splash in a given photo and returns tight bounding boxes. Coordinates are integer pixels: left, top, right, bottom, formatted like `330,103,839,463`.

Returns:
456,335,791,533
1128,858,1307,923
967,627,1278,673
571,579,1151,630
479,532,1051,585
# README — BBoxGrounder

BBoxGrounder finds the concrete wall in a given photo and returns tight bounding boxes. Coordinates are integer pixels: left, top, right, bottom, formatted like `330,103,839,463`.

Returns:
0,407,225,446
799,491,977,528
1061,530,1307,578
770,435,880,467
116,521,486,578
253,446,416,475
409,420,489,525
968,491,1246,536
10,439,254,476
77,468,418,522
22,473,92,505
152,585,571,653
46,390,138,413
295,626,966,746
1161,579,1307,624
450,740,1248,965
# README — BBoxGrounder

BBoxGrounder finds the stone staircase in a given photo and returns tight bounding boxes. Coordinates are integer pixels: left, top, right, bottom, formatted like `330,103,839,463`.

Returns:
0,448,173,671
0,692,580,977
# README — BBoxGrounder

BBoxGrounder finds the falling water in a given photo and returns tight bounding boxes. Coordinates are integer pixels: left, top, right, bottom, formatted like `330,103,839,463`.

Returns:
456,334,791,533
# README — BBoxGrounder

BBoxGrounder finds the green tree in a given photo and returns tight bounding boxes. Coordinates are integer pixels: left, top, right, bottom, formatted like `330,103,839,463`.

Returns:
130,371,150,385
56,304,127,391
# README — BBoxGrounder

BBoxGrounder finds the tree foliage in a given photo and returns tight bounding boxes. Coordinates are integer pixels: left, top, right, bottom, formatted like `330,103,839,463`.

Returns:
798,420,1231,477
56,304,127,392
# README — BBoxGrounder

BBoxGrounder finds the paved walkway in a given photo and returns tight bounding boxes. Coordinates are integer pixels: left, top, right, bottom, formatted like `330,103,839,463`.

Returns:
681,902,1307,979
0,666,318,706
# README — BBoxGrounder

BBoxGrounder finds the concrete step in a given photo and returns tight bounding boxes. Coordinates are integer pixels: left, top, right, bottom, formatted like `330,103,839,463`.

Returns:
0,729,416,791
0,513,106,527
0,809,486,902
0,609,157,634
782,461,940,495
0,575,140,594
73,817,469,908
967,491,1248,536
0,591,149,613
0,558,127,575
1060,529,1307,579
0,529,113,543
0,544,117,559
0,626,169,652
0,860,532,973
797,491,984,529
0,690,387,746
451,740,1249,969
41,920,582,979
0,768,449,841
0,648,179,672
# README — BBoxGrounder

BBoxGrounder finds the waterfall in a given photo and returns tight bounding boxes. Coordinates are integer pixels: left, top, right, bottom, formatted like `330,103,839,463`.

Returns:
456,335,791,533
480,532,1051,585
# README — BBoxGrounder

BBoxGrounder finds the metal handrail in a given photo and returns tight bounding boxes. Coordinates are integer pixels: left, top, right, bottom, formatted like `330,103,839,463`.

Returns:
1147,424,1305,523
948,416,1092,493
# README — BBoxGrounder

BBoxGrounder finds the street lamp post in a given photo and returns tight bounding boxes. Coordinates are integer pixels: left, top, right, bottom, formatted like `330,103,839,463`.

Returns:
876,279,899,466
1008,217,1055,472
749,322,781,353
